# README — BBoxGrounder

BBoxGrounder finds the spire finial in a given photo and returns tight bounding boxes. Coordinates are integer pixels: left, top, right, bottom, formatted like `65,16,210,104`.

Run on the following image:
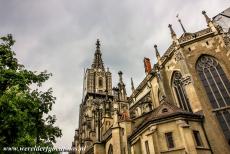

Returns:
202,10,218,33
168,24,176,38
96,39,100,50
154,44,161,65
168,24,178,43
202,10,211,24
118,71,123,83
154,44,160,58
131,77,135,92
176,14,186,33
91,39,104,70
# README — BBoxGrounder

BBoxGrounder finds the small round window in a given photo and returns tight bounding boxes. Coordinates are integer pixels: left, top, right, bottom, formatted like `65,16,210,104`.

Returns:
162,108,168,113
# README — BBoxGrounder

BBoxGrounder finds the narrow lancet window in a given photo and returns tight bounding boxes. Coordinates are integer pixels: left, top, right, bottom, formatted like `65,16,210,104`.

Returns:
172,71,192,112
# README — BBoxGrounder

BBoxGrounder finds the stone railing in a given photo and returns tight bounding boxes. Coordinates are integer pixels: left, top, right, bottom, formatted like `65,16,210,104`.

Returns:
179,34,194,44
179,28,212,44
160,43,175,63
195,28,212,38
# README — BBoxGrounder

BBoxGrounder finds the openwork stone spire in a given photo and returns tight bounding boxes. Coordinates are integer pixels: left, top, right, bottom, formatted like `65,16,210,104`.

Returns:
168,24,179,44
202,11,211,24
118,71,124,84
131,77,135,92
168,24,176,38
202,10,218,33
154,44,160,58
91,39,104,70
154,44,162,65
176,14,186,33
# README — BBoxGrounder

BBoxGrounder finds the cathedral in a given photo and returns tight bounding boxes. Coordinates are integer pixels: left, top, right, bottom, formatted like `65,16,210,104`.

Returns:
71,8,230,154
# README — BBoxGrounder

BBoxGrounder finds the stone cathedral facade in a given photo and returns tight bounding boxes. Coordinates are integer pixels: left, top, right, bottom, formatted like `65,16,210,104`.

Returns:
71,9,230,154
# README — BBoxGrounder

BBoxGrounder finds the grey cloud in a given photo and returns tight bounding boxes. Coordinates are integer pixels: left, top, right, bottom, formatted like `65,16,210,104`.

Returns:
0,0,229,148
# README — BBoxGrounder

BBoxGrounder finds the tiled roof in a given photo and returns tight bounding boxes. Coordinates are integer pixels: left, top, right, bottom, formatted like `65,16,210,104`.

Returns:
128,101,203,141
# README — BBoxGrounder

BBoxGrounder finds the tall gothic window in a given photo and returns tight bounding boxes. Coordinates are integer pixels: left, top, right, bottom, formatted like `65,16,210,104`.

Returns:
196,55,230,144
172,71,192,112
165,132,175,149
108,144,113,154
145,141,150,154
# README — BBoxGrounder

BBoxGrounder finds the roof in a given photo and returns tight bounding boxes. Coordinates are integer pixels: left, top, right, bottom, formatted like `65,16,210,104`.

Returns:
128,101,203,141
128,73,154,101
214,7,230,19
160,8,230,66
213,7,230,32
159,27,213,65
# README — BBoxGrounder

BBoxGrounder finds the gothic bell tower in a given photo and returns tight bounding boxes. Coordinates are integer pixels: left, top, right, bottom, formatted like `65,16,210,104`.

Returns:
83,39,113,99
76,39,114,150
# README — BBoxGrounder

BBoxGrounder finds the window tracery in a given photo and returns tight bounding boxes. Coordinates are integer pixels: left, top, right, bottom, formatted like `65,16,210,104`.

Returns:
196,55,230,144
172,71,192,112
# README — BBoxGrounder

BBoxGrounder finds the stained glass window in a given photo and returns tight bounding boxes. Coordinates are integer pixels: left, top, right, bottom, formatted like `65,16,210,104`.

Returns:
172,71,192,112
193,130,203,146
196,55,230,144
165,132,175,149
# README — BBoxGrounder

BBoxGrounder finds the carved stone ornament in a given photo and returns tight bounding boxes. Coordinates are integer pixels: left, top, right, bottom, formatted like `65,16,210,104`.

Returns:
176,120,190,128
96,72,105,76
142,95,151,103
173,72,183,85
223,33,230,48
182,75,192,86
149,125,157,132
174,51,183,61
196,56,218,72
178,28,212,44
120,110,129,121
173,72,192,86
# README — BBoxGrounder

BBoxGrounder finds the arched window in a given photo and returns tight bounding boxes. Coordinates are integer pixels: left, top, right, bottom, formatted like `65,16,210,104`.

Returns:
108,144,113,154
172,71,192,112
99,77,103,87
196,55,230,144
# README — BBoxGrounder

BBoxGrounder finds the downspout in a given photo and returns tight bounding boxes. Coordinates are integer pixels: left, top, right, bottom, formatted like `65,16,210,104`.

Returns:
200,118,213,154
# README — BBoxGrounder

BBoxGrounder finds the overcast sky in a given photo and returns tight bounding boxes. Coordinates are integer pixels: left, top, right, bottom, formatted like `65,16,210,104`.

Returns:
0,0,229,149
